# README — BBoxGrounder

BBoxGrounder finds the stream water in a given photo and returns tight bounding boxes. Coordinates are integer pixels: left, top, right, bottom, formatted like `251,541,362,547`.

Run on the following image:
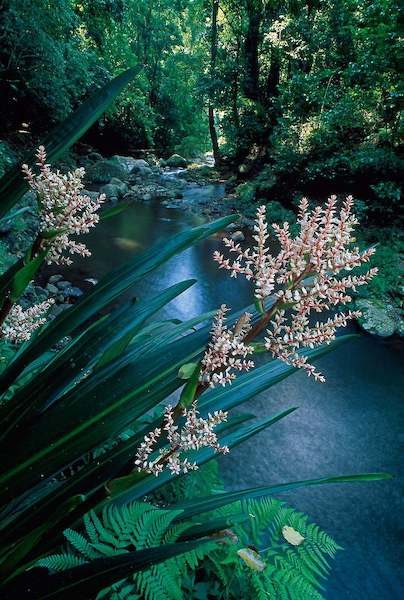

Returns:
59,179,403,599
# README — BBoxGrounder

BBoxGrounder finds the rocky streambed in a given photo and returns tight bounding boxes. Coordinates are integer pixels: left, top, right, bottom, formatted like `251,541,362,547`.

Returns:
0,150,402,339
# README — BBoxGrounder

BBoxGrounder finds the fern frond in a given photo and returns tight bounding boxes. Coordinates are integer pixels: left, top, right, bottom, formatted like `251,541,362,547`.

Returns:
63,528,100,560
36,552,86,571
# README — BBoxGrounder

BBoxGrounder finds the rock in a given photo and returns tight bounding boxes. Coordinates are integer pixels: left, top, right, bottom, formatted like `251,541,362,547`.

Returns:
225,222,241,232
158,158,167,168
49,303,71,319
19,284,49,309
86,159,128,184
129,160,153,178
356,298,403,337
56,280,72,290
131,159,150,169
100,183,121,201
46,283,59,294
61,286,83,298
109,178,129,195
240,216,256,229
48,274,63,283
88,151,103,162
166,154,187,168
123,183,175,203
111,155,145,174
231,230,245,242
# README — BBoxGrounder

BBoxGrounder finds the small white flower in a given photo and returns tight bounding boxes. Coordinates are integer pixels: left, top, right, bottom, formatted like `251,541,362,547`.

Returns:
22,146,104,265
1,299,54,343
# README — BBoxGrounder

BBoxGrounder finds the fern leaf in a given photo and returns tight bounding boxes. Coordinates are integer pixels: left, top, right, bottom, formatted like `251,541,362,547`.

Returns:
64,528,100,560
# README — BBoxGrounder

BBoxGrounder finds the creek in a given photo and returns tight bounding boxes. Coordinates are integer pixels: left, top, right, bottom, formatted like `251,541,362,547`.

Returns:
59,175,403,600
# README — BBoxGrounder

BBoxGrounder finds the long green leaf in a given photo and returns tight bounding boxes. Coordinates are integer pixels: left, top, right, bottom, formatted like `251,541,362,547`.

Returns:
171,473,393,521
1,539,216,599
0,215,236,392
198,334,359,415
0,279,196,443
10,250,48,302
111,407,299,505
0,67,142,218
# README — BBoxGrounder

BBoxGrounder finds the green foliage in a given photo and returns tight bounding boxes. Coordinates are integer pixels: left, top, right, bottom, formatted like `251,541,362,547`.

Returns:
203,496,340,600
0,142,16,178
36,461,341,600
356,230,404,309
205,0,401,219
0,0,210,156
37,502,214,600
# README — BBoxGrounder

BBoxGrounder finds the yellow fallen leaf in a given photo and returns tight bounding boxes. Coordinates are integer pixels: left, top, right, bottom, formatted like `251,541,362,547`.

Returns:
113,237,142,251
237,548,266,571
282,525,305,546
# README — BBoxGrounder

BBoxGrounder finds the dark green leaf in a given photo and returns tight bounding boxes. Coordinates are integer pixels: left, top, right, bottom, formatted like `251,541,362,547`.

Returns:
0,67,142,218
1,539,217,599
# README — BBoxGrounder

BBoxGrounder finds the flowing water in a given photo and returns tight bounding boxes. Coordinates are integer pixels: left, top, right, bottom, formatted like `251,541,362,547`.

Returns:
60,179,403,599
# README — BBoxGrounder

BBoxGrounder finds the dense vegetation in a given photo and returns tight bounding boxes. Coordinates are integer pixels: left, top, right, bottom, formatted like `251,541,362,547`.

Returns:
1,1,401,200
1,1,402,312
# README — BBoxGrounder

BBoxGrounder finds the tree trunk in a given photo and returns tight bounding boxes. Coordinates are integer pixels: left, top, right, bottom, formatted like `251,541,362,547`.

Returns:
209,0,221,166
243,0,262,100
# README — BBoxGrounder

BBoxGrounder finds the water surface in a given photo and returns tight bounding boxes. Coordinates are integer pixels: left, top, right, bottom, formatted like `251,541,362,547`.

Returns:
61,184,403,599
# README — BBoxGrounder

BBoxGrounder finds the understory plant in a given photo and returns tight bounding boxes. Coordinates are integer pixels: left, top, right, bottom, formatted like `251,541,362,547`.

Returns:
0,144,390,599
37,461,341,600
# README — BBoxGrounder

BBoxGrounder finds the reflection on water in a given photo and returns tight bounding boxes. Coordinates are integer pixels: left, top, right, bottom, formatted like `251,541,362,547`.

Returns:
60,188,403,599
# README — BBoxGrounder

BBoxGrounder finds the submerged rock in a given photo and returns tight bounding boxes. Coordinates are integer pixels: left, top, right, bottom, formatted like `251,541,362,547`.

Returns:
356,298,404,337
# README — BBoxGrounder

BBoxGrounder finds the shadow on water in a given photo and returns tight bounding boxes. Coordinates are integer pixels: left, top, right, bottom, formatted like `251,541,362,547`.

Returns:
60,185,403,599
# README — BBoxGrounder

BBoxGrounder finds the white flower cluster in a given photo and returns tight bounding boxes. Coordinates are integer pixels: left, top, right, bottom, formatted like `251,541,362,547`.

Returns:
22,146,104,265
214,197,377,381
1,299,54,343
200,304,255,387
135,404,228,476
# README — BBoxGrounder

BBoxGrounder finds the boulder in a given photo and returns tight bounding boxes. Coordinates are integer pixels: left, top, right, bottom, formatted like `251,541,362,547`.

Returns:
56,280,72,290
166,154,187,168
100,184,119,201
86,159,128,184
129,160,153,178
111,155,139,174
48,274,63,284
109,178,129,195
46,283,59,294
60,286,83,299
356,298,404,337
231,230,245,242
225,222,241,232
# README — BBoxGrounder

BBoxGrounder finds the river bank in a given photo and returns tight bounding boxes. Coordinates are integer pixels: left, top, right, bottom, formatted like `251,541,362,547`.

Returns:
1,149,402,340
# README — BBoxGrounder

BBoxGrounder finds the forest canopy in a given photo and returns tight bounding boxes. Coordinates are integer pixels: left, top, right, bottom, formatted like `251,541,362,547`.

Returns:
0,0,402,218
